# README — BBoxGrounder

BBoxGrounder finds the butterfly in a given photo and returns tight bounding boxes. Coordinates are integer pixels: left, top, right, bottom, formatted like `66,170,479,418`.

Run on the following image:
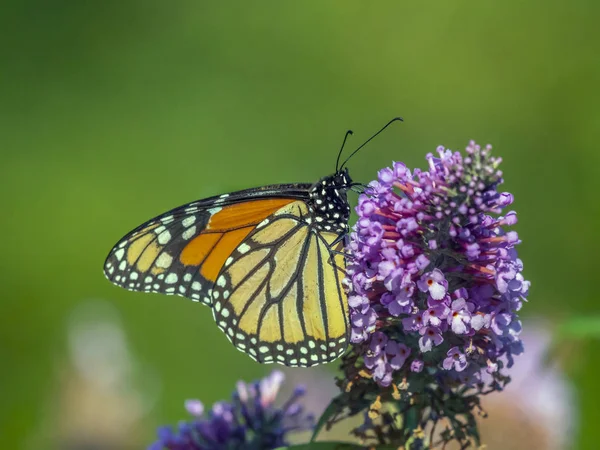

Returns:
103,118,402,367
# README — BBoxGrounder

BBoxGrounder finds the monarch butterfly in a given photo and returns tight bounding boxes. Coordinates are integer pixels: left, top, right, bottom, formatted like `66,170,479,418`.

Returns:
104,118,402,367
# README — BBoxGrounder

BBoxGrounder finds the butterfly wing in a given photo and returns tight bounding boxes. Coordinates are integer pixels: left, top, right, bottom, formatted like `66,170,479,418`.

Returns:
103,184,311,306
210,200,350,367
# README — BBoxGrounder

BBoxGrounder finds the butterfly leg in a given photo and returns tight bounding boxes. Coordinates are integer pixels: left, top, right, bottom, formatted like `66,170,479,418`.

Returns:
325,248,352,276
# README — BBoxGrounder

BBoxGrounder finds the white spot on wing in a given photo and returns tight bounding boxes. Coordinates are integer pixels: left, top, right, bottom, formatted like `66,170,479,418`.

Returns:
216,194,229,204
165,273,178,284
182,226,196,240
114,248,125,261
156,253,173,268
157,230,171,245
182,216,196,227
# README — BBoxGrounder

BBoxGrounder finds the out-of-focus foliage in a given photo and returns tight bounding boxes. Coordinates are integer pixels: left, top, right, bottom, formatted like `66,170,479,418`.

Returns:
1,1,598,449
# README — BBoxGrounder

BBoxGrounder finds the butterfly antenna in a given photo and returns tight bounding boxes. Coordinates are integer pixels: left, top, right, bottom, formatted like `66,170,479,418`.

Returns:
339,117,403,170
335,129,354,173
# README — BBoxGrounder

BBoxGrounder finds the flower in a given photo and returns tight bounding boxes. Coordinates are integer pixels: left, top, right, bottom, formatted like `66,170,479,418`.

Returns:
418,325,444,352
335,141,529,448
417,269,448,300
149,370,314,450
443,346,468,372
448,298,473,334
345,141,528,389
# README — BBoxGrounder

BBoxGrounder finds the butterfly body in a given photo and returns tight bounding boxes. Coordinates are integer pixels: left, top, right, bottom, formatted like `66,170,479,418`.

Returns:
104,168,353,367
306,168,352,234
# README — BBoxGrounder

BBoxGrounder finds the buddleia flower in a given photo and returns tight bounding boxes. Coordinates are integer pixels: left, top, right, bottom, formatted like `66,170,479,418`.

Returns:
335,141,529,448
149,370,314,450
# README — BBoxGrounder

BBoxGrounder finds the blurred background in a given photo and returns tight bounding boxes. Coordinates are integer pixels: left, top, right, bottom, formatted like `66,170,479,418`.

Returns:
2,1,599,449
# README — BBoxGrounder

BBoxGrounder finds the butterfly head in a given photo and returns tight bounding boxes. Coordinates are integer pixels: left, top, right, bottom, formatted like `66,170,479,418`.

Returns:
308,168,352,233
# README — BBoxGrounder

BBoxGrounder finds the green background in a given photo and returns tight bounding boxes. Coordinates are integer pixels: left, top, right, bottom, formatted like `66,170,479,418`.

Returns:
2,1,599,448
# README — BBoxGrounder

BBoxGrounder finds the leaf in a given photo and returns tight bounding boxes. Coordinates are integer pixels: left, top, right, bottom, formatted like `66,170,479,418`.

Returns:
310,396,343,442
556,315,600,339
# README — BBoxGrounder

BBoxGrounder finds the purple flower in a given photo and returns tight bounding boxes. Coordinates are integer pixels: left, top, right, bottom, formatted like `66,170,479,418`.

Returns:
418,326,444,352
384,283,415,316
402,314,424,332
344,140,528,390
410,359,424,373
448,298,473,334
422,300,449,327
386,340,411,369
443,347,468,372
184,399,204,416
364,332,392,386
349,295,377,343
417,269,448,300
149,371,313,450
363,332,412,386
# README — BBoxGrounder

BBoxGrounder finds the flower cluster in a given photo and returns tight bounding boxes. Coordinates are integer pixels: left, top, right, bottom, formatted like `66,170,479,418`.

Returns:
346,141,529,388
149,371,314,450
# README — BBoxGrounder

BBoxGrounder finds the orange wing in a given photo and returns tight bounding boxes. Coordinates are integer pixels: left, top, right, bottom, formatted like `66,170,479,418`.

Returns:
103,197,296,306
